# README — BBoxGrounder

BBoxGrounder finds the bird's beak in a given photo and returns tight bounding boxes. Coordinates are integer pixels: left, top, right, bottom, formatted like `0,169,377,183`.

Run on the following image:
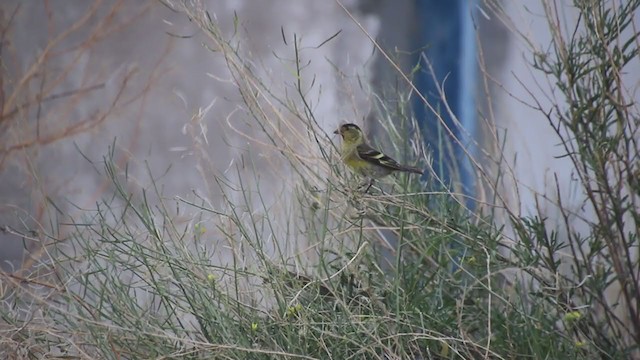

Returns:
333,128,340,135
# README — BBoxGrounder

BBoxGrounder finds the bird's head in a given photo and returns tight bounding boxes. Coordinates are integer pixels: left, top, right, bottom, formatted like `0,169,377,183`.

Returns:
333,123,364,143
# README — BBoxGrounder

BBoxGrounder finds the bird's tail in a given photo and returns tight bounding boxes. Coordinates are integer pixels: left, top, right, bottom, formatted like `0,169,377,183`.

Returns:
399,165,424,175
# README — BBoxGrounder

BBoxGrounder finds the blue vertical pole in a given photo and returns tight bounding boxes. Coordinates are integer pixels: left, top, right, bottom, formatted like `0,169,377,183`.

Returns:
458,0,477,201
413,0,476,202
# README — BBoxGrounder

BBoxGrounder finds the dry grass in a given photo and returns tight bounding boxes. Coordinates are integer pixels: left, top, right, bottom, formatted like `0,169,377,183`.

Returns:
0,0,638,358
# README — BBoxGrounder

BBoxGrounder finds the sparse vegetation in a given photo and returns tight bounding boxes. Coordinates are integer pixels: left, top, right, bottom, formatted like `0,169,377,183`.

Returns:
1,1,638,359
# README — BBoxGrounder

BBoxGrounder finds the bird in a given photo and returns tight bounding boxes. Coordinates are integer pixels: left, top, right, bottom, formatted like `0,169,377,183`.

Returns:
333,123,423,190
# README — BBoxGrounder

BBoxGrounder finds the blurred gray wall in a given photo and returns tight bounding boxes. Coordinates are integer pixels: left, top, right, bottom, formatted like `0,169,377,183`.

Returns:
0,0,385,270
495,1,639,224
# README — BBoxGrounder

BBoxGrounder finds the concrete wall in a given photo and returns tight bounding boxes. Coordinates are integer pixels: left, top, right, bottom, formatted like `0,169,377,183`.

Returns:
0,0,381,270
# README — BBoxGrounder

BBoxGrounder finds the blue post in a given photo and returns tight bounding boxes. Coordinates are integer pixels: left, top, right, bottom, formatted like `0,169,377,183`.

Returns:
413,0,477,202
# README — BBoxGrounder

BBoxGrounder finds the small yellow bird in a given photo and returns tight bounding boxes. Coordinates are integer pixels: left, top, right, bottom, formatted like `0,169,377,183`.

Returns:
334,123,423,181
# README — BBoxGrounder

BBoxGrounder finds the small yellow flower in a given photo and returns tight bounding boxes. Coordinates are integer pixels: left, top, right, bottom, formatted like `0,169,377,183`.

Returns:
251,322,258,331
439,341,450,357
575,341,586,348
563,311,582,323
195,223,207,234
286,303,303,317
207,274,216,283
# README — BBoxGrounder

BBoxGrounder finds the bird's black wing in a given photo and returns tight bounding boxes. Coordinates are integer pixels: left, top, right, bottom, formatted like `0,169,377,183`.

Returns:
356,143,405,171
357,143,424,174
